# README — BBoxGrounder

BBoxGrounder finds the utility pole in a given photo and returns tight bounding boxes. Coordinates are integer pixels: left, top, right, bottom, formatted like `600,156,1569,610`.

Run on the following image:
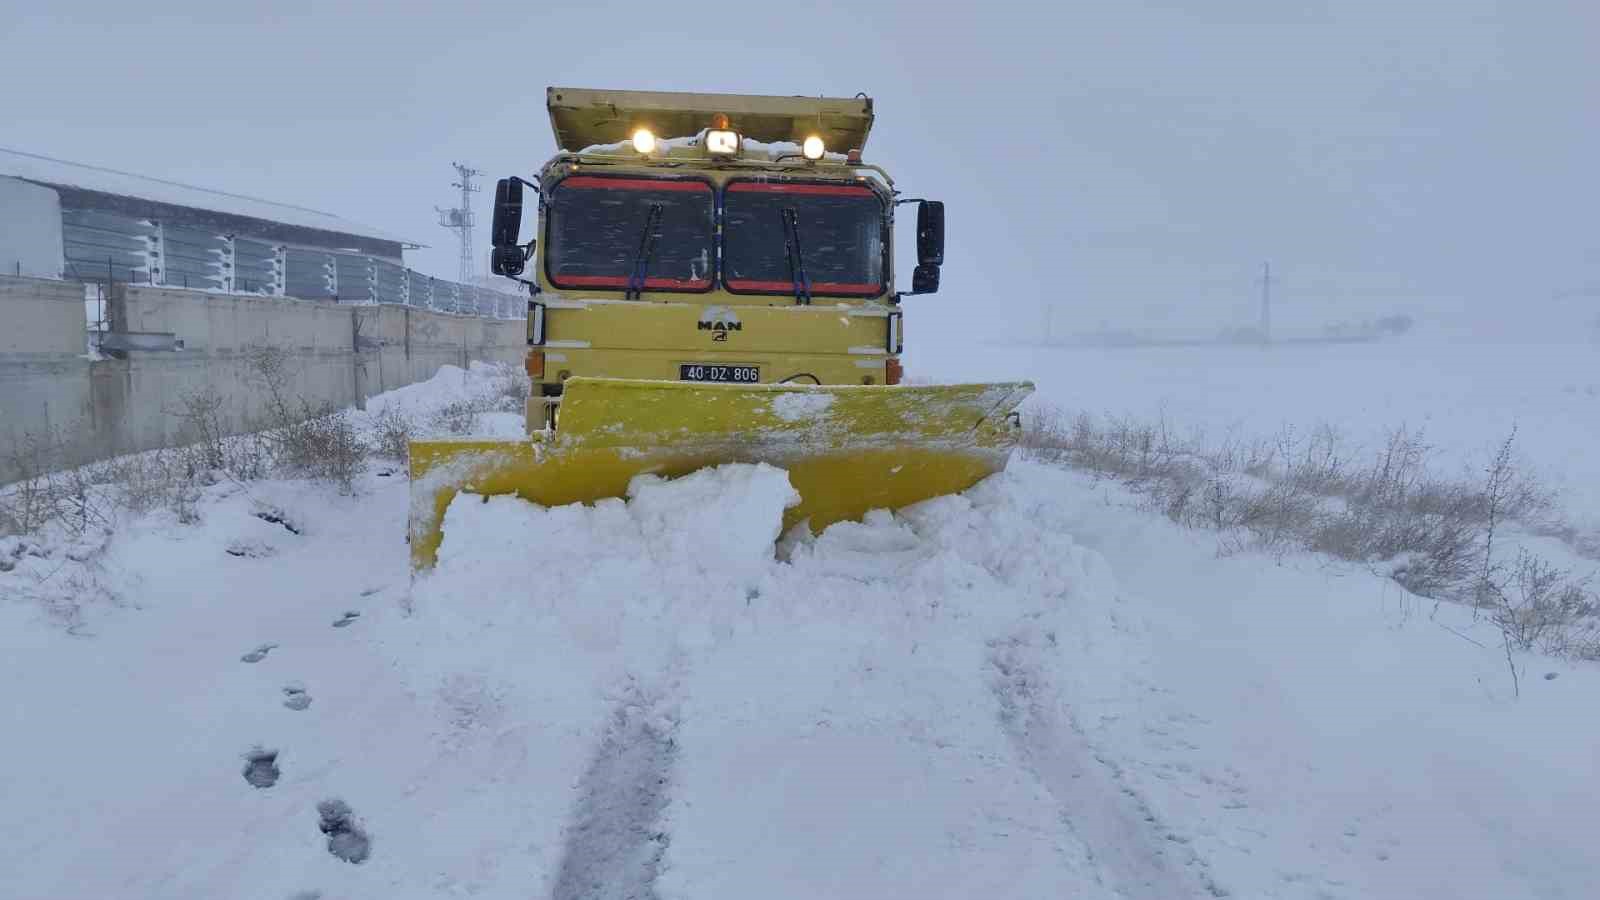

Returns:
436,162,483,284
1259,261,1272,344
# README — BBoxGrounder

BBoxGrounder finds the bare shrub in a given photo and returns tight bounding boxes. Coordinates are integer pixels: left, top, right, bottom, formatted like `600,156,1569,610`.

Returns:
1279,425,1349,496
489,363,532,413
227,429,275,483
102,451,176,515
1163,478,1197,524
1206,433,1277,480
168,387,229,474
238,343,368,491
1235,480,1322,550
0,430,65,535
1349,426,1431,509
428,398,489,436
165,472,202,524
52,458,114,537
1,430,128,538
275,402,367,494
244,343,296,428
0,429,118,537
95,450,201,524
371,406,416,462
1313,505,1481,598
1484,551,1600,659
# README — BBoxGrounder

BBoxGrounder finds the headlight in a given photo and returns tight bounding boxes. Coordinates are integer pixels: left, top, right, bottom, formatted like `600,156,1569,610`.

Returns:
705,129,740,156
802,135,826,160
631,128,657,154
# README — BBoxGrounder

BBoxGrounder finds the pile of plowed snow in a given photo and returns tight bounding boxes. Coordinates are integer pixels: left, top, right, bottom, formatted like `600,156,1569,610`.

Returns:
399,462,1143,897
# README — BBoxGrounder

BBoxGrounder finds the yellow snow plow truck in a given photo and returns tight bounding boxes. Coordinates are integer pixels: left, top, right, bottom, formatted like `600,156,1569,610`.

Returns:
408,87,1033,569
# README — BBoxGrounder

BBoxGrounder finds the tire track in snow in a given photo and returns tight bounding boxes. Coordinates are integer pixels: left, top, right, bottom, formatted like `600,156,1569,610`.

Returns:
551,677,677,900
989,634,1224,898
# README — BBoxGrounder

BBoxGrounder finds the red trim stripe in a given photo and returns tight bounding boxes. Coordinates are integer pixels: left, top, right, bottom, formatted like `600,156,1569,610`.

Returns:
559,176,711,193
726,182,876,197
554,274,712,289
726,279,882,294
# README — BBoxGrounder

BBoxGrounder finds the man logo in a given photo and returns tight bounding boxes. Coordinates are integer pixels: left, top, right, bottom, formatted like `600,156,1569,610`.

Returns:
698,305,742,342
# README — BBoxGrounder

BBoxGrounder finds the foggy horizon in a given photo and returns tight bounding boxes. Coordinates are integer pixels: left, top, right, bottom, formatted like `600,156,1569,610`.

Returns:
6,0,1596,340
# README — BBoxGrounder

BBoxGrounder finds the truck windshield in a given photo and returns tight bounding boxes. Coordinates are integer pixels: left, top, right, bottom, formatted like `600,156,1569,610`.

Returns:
544,176,714,291
722,182,884,297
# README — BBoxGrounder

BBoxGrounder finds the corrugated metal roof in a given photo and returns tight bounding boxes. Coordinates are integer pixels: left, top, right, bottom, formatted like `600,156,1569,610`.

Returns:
0,146,422,247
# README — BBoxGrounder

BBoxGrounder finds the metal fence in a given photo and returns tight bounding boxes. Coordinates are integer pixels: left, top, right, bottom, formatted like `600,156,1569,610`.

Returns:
56,207,522,319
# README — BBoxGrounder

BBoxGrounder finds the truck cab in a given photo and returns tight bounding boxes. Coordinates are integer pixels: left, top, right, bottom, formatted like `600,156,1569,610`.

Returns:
490,87,945,430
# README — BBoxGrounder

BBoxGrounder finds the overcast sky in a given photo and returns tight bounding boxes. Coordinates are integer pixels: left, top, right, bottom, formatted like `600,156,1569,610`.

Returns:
5,0,1596,339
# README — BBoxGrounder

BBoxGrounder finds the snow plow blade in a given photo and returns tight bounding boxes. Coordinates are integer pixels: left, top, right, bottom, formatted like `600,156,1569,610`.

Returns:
408,377,1034,570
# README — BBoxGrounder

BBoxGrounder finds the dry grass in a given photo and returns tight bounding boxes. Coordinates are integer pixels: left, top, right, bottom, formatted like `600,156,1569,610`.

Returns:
1022,405,1597,662
1486,551,1600,660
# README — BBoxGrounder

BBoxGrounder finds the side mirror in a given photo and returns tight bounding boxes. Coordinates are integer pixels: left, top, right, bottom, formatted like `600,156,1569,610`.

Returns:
911,263,940,295
491,178,523,249
916,200,944,266
490,178,526,277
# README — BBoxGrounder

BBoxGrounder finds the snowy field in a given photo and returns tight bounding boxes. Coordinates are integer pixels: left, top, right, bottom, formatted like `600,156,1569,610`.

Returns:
3,351,1598,899
920,331,1600,532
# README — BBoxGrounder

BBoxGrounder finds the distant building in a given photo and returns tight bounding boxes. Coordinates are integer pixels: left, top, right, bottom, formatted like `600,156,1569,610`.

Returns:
0,147,519,318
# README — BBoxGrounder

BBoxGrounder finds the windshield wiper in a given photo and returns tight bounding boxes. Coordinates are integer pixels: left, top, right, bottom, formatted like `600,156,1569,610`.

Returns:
781,207,812,305
625,202,664,300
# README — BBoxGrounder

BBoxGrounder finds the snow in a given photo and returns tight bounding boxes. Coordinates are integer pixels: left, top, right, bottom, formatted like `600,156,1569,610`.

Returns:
366,361,528,439
0,146,416,246
922,331,1600,536
577,131,851,162
769,390,834,422
4,344,1599,898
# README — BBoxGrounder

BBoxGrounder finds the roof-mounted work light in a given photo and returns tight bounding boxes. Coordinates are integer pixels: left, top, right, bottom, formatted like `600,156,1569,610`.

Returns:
705,114,739,156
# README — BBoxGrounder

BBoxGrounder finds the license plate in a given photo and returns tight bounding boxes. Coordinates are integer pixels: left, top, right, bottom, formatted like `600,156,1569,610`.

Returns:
679,364,760,383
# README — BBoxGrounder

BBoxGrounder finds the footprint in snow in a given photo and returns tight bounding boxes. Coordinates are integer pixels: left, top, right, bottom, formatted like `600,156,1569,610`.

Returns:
253,508,301,535
241,643,278,663
243,748,280,789
226,540,275,559
317,798,371,864
283,684,312,711
332,611,360,628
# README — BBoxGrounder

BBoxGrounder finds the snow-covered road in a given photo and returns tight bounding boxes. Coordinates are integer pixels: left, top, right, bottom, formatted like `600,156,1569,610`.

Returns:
4,363,1597,899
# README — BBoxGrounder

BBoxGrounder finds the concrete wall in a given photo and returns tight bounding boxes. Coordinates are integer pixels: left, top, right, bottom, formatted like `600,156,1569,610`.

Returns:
0,178,64,279
0,275,524,482
0,275,82,355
